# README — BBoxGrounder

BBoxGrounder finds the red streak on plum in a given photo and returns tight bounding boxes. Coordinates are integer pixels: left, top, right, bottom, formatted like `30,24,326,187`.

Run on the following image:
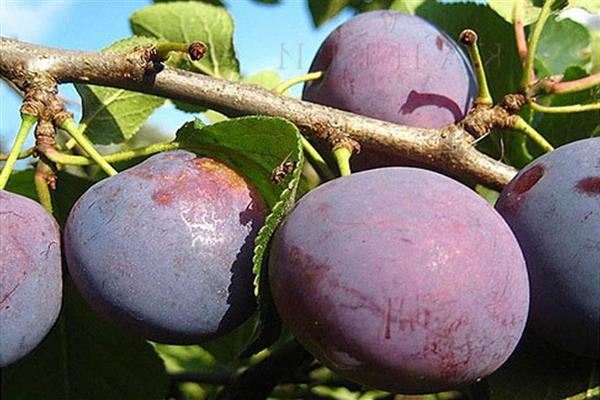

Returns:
576,176,600,196
436,36,444,50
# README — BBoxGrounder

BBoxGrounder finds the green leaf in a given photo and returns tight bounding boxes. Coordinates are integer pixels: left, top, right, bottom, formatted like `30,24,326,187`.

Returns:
201,315,258,364
130,2,240,80
535,66,600,147
567,0,600,13
243,70,282,90
154,0,225,5
406,0,523,102
175,116,304,355
1,281,168,400
487,0,541,25
389,0,426,14
535,16,592,77
75,36,166,145
308,0,350,27
4,169,37,200
487,333,598,400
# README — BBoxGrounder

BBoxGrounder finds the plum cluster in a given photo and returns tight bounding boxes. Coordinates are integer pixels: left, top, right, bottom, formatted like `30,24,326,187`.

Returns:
1,150,266,366
267,9,599,395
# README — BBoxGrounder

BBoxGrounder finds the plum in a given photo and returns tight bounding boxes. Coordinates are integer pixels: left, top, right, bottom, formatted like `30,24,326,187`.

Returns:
269,168,529,394
496,138,600,358
303,10,476,129
0,190,62,367
64,150,266,344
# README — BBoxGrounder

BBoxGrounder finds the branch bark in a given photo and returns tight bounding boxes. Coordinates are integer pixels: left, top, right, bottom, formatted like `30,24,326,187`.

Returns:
0,37,517,189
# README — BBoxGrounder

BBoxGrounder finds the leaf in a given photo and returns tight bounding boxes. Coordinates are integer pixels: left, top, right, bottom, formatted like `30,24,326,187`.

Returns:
535,66,600,147
201,315,258,365
487,333,598,400
243,70,282,90
535,16,592,77
154,0,225,5
389,0,426,14
130,2,240,79
75,36,166,145
308,0,351,27
4,169,37,200
1,281,168,400
175,116,304,355
567,0,600,13
487,0,541,25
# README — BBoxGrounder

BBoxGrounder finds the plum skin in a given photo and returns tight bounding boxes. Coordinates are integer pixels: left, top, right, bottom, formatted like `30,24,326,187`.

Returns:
496,138,600,358
0,190,62,367
64,150,266,344
269,168,529,394
303,10,476,130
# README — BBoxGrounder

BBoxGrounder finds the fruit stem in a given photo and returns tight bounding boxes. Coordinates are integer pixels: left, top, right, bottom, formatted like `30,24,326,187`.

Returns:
0,146,35,161
513,0,528,65
34,161,54,213
333,147,352,177
0,113,36,190
155,41,207,61
273,71,324,95
459,30,493,106
301,161,322,190
512,116,554,153
300,136,335,180
59,118,118,176
45,142,180,166
521,0,554,92
530,101,600,113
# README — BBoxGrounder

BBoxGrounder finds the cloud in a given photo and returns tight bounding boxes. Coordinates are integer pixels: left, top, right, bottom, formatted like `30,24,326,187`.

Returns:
0,1,72,42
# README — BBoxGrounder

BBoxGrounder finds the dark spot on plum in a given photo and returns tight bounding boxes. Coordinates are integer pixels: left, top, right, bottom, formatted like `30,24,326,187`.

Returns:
512,164,546,195
500,164,546,213
575,176,600,196
399,90,463,123
435,36,444,50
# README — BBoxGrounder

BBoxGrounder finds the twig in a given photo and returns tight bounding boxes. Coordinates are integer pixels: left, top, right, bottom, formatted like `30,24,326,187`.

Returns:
216,341,312,400
539,73,600,95
34,160,54,213
530,101,600,113
0,37,517,189
0,146,35,161
521,0,554,92
513,0,528,65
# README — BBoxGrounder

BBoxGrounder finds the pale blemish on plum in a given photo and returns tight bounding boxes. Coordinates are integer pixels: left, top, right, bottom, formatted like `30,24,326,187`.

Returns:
575,176,600,196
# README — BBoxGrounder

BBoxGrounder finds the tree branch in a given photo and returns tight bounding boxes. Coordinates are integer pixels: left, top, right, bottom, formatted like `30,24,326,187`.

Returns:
0,37,517,189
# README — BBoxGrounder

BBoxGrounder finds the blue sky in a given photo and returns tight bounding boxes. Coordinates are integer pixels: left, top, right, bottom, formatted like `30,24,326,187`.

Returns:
0,0,354,149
